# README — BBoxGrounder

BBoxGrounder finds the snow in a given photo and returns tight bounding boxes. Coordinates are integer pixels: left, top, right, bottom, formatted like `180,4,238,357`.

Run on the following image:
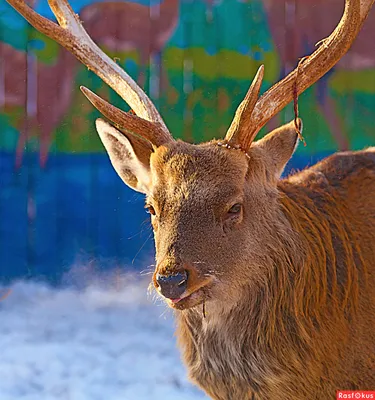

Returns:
0,272,208,400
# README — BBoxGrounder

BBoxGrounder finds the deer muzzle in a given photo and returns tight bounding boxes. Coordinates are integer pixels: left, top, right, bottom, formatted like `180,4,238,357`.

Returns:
153,260,214,309
155,271,188,300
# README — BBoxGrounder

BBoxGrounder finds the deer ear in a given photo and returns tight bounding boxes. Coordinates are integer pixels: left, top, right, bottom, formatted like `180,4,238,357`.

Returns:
254,119,301,179
95,118,153,194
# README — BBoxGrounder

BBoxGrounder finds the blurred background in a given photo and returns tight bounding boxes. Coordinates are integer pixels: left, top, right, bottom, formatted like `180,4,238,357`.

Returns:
1,0,375,280
0,0,374,399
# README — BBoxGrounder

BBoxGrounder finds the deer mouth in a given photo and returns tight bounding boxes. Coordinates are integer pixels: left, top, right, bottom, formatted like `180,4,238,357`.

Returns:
167,282,212,310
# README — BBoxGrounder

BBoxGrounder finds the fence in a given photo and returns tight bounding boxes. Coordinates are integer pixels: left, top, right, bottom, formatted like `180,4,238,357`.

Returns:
1,0,375,283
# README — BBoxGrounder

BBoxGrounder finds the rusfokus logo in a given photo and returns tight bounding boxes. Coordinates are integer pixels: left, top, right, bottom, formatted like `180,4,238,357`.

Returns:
337,392,375,399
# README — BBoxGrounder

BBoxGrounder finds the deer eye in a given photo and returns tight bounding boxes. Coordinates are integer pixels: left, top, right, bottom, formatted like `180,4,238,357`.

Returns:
228,203,242,215
145,205,156,216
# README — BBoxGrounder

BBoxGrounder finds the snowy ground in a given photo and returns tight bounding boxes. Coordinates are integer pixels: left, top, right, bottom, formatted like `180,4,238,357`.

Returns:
0,271,208,400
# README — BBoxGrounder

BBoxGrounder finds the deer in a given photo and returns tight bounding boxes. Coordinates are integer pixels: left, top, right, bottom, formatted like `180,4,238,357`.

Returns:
263,0,375,150
6,0,375,399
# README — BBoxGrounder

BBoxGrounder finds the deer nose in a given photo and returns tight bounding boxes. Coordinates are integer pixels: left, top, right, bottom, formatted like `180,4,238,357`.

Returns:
155,271,188,299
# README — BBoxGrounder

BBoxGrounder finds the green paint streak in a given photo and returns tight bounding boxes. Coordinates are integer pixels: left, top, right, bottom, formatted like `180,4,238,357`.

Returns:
0,113,19,152
331,70,375,94
29,31,60,64
164,47,278,81
0,1,374,156
0,27,28,51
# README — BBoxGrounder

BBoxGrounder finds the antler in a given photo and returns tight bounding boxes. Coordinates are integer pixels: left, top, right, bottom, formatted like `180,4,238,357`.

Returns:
80,87,171,147
5,0,172,145
225,65,264,147
225,0,374,151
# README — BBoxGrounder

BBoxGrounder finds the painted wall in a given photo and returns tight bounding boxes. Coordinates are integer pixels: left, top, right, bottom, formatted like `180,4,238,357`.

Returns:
1,0,375,282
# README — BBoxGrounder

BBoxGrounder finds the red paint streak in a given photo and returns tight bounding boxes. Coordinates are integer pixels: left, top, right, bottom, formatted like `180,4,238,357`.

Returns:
1,0,182,167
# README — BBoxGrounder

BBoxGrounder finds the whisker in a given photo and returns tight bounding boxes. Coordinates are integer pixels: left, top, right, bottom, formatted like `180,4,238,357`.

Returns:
140,270,154,276
132,231,153,265
159,307,172,319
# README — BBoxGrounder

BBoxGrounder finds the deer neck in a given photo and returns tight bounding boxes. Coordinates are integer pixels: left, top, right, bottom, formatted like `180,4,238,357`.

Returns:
174,184,362,398
175,276,296,399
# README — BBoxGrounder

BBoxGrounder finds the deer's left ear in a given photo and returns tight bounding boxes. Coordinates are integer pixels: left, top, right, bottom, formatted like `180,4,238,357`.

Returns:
253,119,301,179
95,118,153,194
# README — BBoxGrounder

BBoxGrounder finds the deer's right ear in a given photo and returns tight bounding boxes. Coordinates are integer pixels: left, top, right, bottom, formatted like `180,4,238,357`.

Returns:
95,119,153,194
253,119,301,180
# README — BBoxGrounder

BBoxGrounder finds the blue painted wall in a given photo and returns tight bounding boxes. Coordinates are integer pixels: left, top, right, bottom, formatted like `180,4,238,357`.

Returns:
1,0,374,283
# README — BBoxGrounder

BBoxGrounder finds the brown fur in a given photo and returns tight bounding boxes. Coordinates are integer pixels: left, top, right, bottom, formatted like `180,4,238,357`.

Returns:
178,153,375,399
174,147,375,400
95,118,375,399
94,117,375,399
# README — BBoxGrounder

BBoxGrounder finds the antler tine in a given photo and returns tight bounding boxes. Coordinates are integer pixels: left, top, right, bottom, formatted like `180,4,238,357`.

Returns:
251,0,375,140
80,87,171,147
224,65,264,150
226,0,374,152
5,0,172,144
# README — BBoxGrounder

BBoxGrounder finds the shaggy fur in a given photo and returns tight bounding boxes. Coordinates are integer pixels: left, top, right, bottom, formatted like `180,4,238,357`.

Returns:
96,119,375,400
177,149,375,399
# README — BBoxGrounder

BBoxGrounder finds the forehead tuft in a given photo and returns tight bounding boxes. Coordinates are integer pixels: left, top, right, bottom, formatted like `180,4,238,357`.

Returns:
149,141,249,201
153,141,245,178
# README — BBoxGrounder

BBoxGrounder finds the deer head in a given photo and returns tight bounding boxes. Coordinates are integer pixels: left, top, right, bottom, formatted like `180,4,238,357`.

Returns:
7,0,373,310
